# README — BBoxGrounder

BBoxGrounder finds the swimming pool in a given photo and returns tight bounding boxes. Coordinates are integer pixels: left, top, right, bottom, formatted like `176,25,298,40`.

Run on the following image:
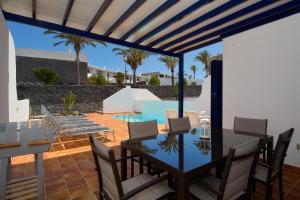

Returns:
112,113,165,124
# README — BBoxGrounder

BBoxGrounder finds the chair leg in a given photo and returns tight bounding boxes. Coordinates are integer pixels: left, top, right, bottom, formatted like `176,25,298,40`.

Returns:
131,158,134,177
252,180,256,192
279,174,284,200
265,184,272,200
147,161,151,174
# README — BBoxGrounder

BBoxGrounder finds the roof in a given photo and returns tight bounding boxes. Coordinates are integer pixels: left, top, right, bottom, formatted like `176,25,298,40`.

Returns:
1,0,300,56
16,48,88,62
88,65,116,74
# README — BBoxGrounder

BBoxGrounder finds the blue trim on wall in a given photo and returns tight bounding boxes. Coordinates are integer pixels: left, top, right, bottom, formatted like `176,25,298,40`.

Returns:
220,1,300,39
147,0,245,47
86,0,113,32
62,0,75,26
164,0,276,51
178,38,221,54
177,0,300,53
32,0,36,19
120,0,179,41
178,54,184,117
210,60,223,129
3,11,179,57
104,0,146,36
134,0,213,44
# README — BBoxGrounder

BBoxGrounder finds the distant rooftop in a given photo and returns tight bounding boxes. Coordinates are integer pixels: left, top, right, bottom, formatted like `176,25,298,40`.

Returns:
16,48,88,62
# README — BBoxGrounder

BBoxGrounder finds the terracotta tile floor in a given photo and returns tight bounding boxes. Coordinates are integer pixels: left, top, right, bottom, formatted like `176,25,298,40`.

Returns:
8,113,300,200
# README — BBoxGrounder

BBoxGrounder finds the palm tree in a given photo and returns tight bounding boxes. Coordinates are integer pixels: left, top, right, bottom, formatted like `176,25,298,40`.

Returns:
159,56,178,86
190,65,198,79
159,134,179,154
113,48,151,87
112,48,128,84
194,50,211,78
44,30,107,84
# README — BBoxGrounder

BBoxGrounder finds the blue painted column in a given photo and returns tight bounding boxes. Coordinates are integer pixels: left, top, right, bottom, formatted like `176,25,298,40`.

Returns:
178,54,184,117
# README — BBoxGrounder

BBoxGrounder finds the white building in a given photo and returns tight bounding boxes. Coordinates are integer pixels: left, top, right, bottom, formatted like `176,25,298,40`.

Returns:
142,71,203,86
88,65,148,84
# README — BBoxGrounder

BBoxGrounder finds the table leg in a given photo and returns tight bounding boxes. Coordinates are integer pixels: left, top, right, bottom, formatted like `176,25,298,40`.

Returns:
176,172,189,200
35,153,44,200
0,158,9,200
267,138,274,165
121,146,127,181
139,157,144,174
7,158,11,181
168,173,174,188
216,160,224,178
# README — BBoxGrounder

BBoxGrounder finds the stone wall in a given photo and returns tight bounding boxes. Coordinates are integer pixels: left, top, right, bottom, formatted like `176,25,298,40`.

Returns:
16,56,88,84
17,85,202,114
139,85,202,100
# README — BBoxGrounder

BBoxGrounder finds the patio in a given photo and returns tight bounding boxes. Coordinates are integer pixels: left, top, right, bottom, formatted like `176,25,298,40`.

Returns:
5,113,300,200
7,114,300,200
1,1,300,200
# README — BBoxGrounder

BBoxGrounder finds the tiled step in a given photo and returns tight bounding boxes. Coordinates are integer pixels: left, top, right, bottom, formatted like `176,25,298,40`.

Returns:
5,176,38,200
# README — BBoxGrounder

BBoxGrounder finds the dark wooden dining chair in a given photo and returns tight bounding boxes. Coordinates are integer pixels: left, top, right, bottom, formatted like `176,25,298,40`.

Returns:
89,135,174,200
168,117,191,133
190,138,264,200
128,120,163,177
234,116,268,162
254,128,294,200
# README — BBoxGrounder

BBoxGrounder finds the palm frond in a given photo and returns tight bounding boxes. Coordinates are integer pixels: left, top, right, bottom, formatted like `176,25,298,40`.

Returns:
53,41,67,46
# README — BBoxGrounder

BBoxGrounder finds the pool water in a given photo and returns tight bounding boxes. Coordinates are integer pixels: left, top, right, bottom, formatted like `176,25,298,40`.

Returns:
112,113,165,124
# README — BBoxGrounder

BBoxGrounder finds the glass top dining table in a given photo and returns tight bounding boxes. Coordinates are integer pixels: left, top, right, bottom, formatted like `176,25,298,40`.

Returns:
120,127,273,200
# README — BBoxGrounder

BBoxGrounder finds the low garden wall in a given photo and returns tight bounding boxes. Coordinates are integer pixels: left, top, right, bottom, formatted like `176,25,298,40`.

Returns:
17,85,202,115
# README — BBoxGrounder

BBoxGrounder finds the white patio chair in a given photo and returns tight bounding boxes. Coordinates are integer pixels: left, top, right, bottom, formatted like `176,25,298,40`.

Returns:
42,105,115,141
199,110,211,126
185,111,201,129
165,109,178,130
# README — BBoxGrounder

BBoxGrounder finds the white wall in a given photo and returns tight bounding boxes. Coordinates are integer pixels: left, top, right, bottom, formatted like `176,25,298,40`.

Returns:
0,10,29,122
158,77,203,86
0,10,18,123
135,76,211,126
103,87,161,113
16,48,88,62
223,13,300,167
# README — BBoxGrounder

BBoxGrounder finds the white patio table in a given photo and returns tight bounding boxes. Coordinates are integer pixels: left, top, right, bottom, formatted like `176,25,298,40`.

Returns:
0,120,54,200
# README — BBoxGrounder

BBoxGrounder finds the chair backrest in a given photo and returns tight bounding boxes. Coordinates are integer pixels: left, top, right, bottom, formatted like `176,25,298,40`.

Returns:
184,111,201,129
168,117,191,133
220,138,263,200
128,120,158,140
271,128,294,177
200,110,210,116
165,109,178,129
233,117,268,135
89,136,123,200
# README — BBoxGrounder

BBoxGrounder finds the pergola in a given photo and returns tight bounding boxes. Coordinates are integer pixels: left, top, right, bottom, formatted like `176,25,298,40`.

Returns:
1,0,299,120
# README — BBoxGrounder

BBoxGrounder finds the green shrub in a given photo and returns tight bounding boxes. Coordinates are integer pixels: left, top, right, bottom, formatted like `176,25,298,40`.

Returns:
148,76,160,85
32,67,60,85
62,91,75,115
191,81,196,86
115,72,125,86
174,78,187,99
88,74,107,85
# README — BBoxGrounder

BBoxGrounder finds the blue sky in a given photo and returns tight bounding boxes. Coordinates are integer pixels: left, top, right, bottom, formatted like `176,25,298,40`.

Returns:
8,21,223,79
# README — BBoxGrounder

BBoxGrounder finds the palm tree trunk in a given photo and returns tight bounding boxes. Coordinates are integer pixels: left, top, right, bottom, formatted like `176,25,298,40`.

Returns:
205,65,209,78
171,69,174,86
76,53,80,85
133,69,136,87
193,72,195,79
